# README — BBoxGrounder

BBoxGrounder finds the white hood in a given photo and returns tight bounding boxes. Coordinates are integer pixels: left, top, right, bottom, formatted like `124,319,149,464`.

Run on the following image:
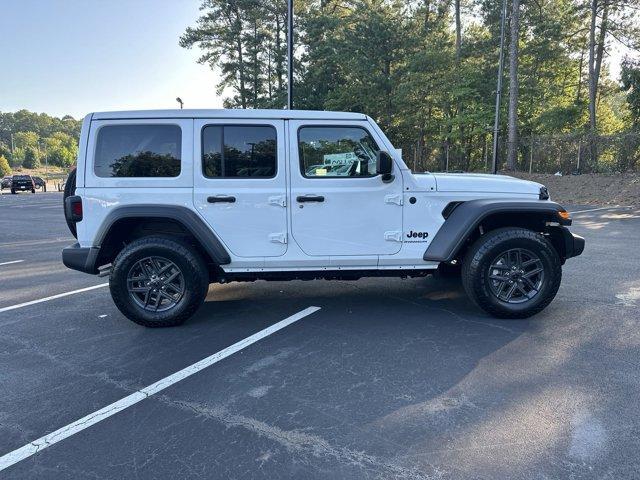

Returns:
427,173,543,196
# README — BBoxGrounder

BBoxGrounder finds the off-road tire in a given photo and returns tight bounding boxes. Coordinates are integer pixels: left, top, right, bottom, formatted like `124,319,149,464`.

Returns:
63,168,77,238
461,227,561,319
110,236,209,327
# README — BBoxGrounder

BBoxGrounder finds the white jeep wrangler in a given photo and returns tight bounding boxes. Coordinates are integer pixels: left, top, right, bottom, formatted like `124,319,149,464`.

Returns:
62,109,584,327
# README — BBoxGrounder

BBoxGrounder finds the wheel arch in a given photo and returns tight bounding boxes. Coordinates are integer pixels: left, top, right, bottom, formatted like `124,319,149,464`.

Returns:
424,198,572,263
94,205,231,271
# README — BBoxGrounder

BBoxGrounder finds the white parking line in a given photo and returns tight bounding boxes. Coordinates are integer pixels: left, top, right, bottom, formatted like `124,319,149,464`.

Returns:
570,205,631,214
0,260,24,266
0,305,321,471
0,284,109,314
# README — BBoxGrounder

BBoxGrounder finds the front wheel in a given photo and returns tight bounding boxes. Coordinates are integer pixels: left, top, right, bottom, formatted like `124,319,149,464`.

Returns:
109,237,210,327
461,227,561,319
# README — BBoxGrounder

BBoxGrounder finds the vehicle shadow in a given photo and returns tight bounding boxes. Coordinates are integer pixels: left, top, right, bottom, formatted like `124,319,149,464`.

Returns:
177,275,536,478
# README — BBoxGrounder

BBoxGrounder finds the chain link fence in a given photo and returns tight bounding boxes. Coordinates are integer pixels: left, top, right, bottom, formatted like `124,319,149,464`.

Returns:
406,132,640,174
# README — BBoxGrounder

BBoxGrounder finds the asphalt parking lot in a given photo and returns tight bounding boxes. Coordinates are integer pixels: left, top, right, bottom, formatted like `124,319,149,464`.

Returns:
1,192,639,479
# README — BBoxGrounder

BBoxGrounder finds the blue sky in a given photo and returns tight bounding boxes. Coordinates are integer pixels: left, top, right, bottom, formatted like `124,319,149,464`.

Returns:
0,0,223,119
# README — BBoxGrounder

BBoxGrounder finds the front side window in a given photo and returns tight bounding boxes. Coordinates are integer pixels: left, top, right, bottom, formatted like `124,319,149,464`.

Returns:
94,124,181,178
298,126,379,178
202,125,277,178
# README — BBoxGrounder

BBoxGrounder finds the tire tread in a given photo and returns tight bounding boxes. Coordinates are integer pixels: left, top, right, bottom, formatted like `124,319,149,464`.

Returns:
462,227,562,319
110,236,209,327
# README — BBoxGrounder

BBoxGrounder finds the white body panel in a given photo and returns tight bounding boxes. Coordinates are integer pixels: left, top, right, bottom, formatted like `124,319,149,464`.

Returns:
193,118,288,258
75,109,546,274
287,119,403,256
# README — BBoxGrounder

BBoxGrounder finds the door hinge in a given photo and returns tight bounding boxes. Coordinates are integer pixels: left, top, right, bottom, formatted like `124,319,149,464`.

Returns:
384,194,403,206
384,231,402,242
268,195,287,207
269,232,287,244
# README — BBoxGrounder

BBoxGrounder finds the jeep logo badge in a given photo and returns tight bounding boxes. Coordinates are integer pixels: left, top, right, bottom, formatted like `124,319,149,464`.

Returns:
406,230,428,239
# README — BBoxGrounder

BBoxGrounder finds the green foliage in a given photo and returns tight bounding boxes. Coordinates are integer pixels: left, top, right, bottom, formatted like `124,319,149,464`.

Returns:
0,155,11,176
44,131,78,167
0,110,80,147
621,57,640,129
0,142,10,161
13,131,39,150
184,0,640,170
0,111,80,169
179,0,288,108
10,147,25,168
47,145,76,167
23,146,40,169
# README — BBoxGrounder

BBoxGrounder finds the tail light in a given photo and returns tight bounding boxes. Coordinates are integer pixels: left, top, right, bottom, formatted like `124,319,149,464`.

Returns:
65,195,83,222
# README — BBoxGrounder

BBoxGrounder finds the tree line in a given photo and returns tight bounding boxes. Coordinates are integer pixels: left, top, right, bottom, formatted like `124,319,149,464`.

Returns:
181,0,640,172
0,110,81,175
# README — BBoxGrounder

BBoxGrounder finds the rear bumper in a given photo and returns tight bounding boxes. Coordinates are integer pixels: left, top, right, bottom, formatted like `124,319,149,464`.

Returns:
561,227,585,259
62,243,100,274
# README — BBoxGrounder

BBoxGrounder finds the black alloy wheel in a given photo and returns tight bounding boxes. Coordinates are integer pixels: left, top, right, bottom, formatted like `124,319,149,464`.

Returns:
127,256,186,312
487,248,544,303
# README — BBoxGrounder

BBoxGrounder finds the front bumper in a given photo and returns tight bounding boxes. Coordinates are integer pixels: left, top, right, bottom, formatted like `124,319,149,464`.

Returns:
62,243,100,274
560,227,585,259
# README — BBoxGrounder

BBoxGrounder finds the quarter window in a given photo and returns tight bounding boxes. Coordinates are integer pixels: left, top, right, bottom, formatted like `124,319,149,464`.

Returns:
298,126,379,178
94,124,181,178
202,125,277,178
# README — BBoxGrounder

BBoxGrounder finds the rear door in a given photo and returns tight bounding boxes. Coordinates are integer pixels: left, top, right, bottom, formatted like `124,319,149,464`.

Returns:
193,119,288,258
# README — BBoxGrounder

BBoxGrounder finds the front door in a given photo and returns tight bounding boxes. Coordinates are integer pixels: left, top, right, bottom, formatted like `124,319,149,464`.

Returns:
288,121,403,256
194,119,288,257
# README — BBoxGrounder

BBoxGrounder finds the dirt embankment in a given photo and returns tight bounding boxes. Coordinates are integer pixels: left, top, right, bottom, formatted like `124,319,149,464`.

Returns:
509,172,640,206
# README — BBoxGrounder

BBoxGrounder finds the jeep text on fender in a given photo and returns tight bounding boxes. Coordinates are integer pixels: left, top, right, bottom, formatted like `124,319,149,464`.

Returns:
62,109,584,327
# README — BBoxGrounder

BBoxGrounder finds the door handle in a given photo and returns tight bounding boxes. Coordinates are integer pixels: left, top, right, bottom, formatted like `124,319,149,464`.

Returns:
296,195,325,203
207,195,236,203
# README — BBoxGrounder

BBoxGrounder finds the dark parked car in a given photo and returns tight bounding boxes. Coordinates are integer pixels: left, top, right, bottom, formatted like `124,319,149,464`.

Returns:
32,176,46,191
1,176,11,190
11,175,36,194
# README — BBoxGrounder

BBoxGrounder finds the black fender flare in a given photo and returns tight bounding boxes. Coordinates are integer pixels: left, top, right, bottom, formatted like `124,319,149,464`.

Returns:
423,198,571,262
95,205,231,265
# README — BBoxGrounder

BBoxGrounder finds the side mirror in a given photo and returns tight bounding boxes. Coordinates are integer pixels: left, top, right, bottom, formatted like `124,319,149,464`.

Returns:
376,150,394,182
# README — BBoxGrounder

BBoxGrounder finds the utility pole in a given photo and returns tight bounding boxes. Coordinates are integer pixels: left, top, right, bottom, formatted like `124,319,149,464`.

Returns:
40,141,49,189
491,0,508,174
287,0,294,109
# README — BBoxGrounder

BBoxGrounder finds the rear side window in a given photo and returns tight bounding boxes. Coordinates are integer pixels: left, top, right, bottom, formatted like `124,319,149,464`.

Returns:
202,125,276,178
94,124,181,178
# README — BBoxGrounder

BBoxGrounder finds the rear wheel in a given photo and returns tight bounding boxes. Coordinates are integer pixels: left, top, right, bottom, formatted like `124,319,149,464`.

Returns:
461,227,561,318
109,237,209,327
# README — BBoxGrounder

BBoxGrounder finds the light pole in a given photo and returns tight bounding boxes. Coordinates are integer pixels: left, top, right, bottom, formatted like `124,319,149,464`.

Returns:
491,0,508,174
176,97,184,109
287,0,294,109
39,141,48,191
